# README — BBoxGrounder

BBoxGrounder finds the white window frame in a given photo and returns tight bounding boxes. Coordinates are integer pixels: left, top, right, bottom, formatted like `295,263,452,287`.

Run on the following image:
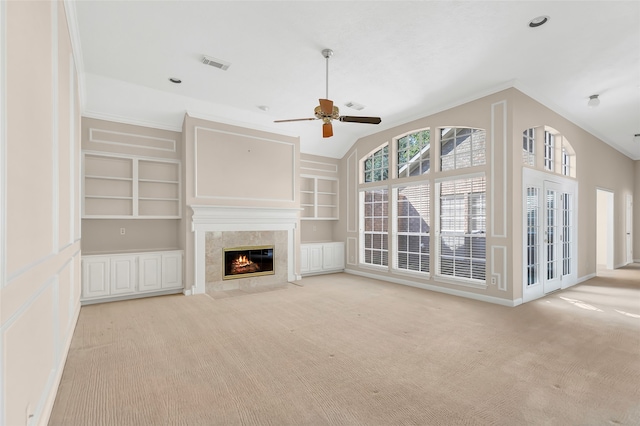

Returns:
544,131,555,172
359,187,389,269
396,129,431,179
361,144,389,184
434,172,487,288
522,128,535,166
392,182,431,276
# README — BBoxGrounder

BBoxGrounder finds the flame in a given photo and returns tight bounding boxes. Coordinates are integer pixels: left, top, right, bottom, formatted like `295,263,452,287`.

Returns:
233,255,253,267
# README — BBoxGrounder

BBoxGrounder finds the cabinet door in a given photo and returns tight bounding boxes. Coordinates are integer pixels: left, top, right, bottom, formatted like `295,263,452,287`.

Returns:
138,254,162,292
162,252,183,289
309,245,323,272
323,243,345,270
110,256,136,295
82,257,111,299
300,246,310,274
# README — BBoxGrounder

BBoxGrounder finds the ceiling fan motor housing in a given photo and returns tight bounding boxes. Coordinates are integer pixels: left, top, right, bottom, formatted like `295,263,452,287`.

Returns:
314,105,339,122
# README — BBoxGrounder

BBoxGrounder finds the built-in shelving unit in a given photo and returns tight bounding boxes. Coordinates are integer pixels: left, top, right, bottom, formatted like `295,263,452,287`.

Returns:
300,175,338,220
83,152,181,219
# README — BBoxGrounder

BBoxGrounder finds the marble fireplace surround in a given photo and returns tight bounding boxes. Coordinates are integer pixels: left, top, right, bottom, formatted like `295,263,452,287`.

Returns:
190,205,299,295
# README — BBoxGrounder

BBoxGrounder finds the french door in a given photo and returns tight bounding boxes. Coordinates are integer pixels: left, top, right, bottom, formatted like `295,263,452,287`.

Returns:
523,170,577,302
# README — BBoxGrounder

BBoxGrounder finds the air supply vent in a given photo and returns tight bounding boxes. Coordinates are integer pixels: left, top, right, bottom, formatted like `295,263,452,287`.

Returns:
345,101,365,111
202,55,230,71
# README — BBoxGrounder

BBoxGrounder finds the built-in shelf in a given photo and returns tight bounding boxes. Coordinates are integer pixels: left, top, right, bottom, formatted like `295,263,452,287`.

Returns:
300,175,338,220
83,152,181,219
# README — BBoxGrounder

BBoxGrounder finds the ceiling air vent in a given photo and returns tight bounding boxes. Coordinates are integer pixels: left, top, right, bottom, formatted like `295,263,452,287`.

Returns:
345,101,365,111
202,55,230,71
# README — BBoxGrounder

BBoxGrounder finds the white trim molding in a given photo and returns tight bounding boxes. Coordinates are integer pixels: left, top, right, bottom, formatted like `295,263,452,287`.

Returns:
189,205,300,294
491,100,507,238
193,126,296,203
344,268,519,307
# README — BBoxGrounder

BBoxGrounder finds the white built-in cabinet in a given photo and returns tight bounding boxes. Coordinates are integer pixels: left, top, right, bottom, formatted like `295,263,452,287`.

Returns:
300,242,345,276
82,250,183,303
300,175,338,220
83,152,181,218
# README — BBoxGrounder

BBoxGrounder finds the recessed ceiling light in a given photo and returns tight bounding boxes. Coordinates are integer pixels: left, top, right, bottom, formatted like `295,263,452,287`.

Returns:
529,15,549,28
588,94,600,108
169,78,182,84
258,105,270,112
634,134,640,143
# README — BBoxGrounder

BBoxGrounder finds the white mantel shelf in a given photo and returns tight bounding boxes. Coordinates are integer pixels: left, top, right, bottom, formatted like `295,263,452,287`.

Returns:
190,205,302,228
189,205,301,295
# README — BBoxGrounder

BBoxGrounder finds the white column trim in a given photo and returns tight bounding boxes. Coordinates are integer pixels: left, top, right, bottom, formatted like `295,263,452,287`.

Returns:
490,100,507,238
52,1,59,253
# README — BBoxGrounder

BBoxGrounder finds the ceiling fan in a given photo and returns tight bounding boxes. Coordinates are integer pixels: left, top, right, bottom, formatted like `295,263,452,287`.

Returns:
274,49,381,138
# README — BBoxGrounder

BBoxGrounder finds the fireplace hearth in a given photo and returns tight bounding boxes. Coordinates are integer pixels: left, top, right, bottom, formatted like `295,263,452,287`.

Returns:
223,246,274,280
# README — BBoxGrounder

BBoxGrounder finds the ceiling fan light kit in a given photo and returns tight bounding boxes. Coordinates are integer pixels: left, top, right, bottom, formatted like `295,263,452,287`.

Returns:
274,48,382,138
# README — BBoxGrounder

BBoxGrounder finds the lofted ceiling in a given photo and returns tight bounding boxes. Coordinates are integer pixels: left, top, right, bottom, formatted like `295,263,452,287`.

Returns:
69,1,640,160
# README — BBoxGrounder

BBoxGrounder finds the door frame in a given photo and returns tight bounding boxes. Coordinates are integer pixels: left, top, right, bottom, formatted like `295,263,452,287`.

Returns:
522,168,578,303
626,194,633,265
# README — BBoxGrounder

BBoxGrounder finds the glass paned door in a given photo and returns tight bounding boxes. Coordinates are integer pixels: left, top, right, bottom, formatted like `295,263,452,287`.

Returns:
543,183,562,293
523,173,576,303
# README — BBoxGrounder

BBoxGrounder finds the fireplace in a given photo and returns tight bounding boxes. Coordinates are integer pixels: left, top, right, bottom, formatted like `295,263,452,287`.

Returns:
190,206,300,295
224,246,274,280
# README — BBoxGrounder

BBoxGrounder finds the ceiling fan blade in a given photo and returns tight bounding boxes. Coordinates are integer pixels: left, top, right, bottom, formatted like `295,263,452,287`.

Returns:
319,99,333,115
322,122,333,138
339,116,382,124
274,117,317,123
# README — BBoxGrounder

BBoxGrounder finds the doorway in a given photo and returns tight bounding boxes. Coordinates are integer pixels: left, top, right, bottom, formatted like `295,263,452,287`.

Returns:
523,169,577,302
596,189,614,271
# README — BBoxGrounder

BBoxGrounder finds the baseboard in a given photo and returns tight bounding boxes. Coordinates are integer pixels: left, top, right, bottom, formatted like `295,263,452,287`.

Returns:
344,268,519,307
576,272,597,285
38,300,81,426
81,288,183,305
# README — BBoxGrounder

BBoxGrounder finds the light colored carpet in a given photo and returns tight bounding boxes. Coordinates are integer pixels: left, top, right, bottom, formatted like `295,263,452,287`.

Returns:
50,266,640,425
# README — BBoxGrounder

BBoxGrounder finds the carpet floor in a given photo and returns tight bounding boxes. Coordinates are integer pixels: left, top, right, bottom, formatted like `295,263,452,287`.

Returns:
49,266,640,425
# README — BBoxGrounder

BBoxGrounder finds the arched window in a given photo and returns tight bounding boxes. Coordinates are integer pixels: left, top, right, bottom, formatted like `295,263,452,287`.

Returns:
396,129,431,178
440,127,486,171
362,144,389,183
522,126,576,178
522,128,535,166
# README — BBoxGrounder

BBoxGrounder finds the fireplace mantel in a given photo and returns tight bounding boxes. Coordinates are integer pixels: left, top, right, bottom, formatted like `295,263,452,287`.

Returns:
189,205,300,294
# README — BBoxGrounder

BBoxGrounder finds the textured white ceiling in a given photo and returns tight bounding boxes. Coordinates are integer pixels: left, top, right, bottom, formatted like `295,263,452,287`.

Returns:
71,1,640,159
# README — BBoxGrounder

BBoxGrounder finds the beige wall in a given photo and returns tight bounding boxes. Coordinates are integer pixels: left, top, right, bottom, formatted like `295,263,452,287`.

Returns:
181,114,301,290
337,87,636,305
635,161,640,262
510,89,636,278
337,90,514,304
1,2,82,425
80,117,182,254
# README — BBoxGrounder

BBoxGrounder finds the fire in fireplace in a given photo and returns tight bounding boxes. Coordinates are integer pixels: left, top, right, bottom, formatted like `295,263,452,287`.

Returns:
223,245,274,280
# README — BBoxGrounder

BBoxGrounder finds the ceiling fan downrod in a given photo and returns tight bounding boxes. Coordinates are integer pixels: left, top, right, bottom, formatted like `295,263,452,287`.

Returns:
322,49,333,100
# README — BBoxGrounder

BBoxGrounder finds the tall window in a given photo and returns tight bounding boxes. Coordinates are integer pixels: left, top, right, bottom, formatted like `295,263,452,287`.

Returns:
544,131,554,171
440,127,486,171
363,145,389,183
523,128,535,166
397,129,430,178
526,187,540,286
561,193,572,276
396,184,430,273
437,176,486,281
361,189,388,266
